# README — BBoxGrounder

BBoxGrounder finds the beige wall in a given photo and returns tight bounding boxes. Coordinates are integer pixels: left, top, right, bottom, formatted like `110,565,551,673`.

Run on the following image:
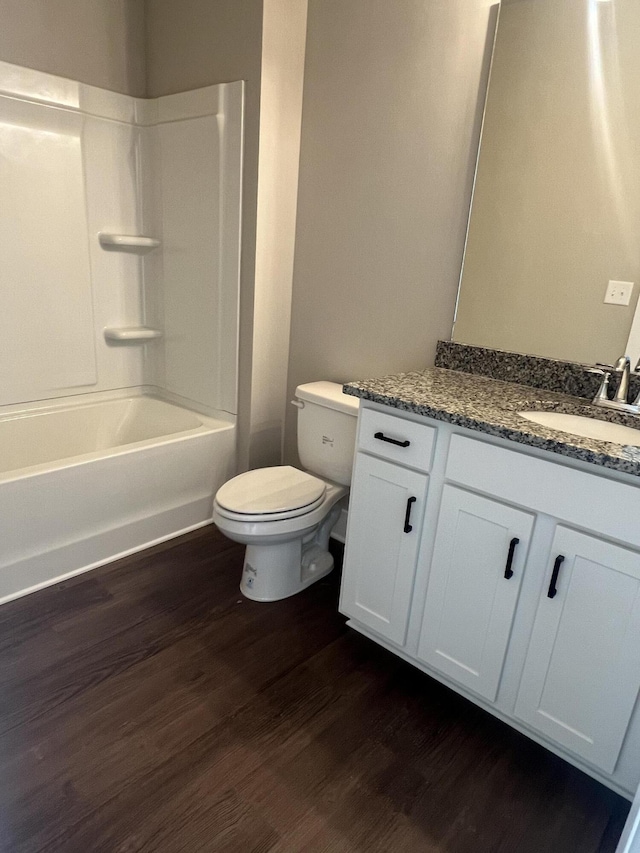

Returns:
145,0,264,471
454,0,640,365
250,0,308,469
285,0,497,463
0,0,145,96
144,0,263,98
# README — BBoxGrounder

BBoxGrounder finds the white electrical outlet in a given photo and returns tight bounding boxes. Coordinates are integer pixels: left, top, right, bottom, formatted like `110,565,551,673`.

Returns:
604,280,634,305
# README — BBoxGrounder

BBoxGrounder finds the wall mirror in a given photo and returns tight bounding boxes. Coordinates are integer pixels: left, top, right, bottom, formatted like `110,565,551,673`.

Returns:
452,0,640,366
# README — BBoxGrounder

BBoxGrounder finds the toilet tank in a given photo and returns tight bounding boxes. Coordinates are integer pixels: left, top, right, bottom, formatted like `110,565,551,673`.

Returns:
295,381,359,486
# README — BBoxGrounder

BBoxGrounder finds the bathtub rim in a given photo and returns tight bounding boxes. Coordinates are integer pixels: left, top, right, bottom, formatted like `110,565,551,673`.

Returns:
0,384,233,421
0,389,235,484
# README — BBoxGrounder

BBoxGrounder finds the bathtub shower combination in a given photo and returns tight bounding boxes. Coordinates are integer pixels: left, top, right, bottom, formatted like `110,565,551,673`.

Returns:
0,63,243,602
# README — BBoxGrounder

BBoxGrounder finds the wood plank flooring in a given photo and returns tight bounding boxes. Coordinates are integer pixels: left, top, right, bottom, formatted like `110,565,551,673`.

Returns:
0,526,630,852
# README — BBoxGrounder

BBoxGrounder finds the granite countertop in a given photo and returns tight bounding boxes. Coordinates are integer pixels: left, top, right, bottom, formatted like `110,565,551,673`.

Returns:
344,367,640,478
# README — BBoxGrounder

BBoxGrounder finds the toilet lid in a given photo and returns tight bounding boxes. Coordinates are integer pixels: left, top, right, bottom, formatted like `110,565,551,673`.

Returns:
216,466,326,515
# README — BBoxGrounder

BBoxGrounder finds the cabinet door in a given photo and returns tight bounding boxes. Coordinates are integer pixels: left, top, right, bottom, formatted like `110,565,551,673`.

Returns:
515,526,640,773
340,454,428,646
417,485,534,702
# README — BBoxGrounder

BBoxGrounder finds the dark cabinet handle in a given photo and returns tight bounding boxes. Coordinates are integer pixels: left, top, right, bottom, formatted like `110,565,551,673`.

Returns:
547,555,565,599
374,431,410,448
504,537,520,579
404,497,417,533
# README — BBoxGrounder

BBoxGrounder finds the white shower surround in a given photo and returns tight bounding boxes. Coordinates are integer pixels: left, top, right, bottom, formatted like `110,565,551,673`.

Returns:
0,60,243,415
0,62,244,599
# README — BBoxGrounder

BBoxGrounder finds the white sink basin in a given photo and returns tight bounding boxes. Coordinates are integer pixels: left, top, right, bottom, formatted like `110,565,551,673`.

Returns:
518,411,640,446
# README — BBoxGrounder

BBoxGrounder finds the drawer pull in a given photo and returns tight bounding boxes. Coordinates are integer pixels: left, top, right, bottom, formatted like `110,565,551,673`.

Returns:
504,537,520,579
374,431,410,448
404,496,417,533
547,555,565,599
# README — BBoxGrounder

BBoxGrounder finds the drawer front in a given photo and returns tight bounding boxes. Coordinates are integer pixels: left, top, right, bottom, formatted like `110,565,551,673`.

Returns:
358,407,435,472
445,433,640,547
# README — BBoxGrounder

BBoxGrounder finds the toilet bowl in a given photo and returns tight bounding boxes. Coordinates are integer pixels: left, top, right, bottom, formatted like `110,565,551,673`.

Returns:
212,382,359,601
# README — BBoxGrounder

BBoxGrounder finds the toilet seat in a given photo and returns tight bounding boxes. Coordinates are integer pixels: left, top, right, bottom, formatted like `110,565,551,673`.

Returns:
215,466,327,523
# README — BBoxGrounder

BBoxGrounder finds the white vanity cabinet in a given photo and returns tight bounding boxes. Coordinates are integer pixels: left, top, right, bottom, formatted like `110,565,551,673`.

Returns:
340,400,640,798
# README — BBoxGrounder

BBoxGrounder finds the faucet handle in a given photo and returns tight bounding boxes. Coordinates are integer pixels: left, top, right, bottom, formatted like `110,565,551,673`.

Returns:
592,370,611,403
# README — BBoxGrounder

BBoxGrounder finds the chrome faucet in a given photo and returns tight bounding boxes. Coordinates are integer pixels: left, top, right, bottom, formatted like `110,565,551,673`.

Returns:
592,355,639,413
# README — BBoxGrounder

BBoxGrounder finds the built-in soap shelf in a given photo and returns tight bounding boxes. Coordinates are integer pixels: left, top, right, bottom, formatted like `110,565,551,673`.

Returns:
98,233,161,252
104,327,163,343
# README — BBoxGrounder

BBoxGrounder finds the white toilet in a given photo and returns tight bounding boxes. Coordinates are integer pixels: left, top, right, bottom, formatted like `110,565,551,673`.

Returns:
213,381,359,601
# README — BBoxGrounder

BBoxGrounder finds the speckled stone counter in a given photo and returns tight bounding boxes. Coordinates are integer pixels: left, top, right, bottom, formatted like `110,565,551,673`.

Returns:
344,367,640,478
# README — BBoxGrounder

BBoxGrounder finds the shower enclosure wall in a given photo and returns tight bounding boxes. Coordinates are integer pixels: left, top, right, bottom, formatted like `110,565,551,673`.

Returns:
0,61,243,602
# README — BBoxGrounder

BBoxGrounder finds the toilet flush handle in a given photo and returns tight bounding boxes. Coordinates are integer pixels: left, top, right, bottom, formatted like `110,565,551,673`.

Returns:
291,399,305,409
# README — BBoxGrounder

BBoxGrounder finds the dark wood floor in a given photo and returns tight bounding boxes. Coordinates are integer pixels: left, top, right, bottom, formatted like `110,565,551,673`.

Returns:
0,526,629,852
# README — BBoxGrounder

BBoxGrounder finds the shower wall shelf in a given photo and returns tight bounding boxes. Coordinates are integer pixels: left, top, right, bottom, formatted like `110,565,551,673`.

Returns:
104,327,163,343
98,233,161,252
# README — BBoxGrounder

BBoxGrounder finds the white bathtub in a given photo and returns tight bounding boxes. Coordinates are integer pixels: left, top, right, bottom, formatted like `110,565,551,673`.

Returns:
0,394,235,603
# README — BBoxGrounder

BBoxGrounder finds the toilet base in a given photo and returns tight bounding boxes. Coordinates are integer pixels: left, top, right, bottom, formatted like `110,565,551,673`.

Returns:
240,540,334,602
